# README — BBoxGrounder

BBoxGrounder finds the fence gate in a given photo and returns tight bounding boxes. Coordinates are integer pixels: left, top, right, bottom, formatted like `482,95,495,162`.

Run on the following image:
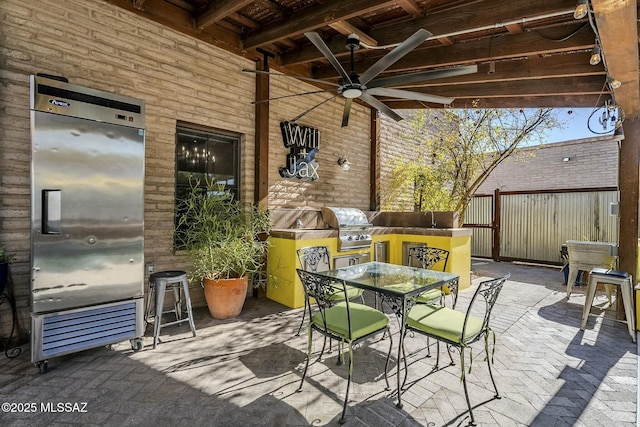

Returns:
467,188,619,264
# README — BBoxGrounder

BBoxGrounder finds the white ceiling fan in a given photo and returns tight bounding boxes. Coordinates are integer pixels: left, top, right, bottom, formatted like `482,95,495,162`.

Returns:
243,29,477,127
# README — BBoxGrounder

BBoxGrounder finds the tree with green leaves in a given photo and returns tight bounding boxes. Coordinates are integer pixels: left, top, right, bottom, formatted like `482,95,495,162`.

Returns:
384,107,561,224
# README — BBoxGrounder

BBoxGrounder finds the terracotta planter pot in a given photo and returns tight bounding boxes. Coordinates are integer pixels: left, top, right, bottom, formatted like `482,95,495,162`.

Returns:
202,275,248,319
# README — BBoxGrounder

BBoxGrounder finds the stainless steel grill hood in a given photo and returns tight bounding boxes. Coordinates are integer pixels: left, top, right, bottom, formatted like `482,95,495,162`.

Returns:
321,207,373,251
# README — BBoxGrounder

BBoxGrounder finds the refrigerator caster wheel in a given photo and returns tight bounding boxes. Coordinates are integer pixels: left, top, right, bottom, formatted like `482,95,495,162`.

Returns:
131,339,144,352
37,361,49,374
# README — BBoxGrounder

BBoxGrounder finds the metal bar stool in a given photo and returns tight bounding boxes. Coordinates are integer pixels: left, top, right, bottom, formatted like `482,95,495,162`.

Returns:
582,268,636,343
147,270,197,348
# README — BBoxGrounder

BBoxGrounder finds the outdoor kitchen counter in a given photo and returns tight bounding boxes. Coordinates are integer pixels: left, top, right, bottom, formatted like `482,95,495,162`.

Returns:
267,226,472,309
269,226,472,239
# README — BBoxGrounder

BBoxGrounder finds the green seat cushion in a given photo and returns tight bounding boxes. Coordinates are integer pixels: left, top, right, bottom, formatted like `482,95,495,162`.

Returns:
311,302,388,340
417,288,443,303
327,284,363,301
407,304,484,344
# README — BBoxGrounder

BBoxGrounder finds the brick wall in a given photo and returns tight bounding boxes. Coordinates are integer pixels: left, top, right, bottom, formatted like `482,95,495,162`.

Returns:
378,119,619,206
379,111,436,211
0,0,371,339
475,137,619,194
268,78,371,209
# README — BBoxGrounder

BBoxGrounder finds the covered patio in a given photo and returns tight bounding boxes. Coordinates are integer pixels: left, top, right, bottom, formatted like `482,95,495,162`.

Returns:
1,260,636,426
0,1,639,425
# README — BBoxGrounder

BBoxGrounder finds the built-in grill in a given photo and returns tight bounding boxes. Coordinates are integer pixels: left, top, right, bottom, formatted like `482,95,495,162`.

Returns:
321,207,373,251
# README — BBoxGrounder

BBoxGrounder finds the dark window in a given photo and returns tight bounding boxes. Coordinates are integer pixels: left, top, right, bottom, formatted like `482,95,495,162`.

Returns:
174,124,240,248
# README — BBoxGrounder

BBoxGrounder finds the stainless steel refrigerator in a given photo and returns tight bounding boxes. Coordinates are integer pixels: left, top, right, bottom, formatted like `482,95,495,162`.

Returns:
29,75,145,372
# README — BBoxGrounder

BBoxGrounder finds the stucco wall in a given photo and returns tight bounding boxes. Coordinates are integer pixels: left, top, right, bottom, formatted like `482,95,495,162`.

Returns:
0,0,371,338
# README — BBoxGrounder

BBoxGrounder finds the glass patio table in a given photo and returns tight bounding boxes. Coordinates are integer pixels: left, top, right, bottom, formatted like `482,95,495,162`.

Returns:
314,261,459,408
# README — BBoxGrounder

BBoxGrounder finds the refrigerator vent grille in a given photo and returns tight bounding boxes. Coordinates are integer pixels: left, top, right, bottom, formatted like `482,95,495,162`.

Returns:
41,302,138,359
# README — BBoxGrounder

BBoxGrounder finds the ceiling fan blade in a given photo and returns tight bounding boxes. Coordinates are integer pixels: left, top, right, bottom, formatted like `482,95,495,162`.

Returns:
252,89,336,105
367,65,478,89
305,32,353,85
241,69,339,87
359,93,403,122
359,28,432,86
291,94,340,122
342,99,352,127
366,87,454,105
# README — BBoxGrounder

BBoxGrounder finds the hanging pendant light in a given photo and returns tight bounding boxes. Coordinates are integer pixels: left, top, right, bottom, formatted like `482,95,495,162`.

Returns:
589,45,601,65
574,0,589,20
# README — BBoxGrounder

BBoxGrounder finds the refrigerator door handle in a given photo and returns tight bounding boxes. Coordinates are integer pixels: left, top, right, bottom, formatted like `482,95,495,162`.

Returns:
42,189,61,234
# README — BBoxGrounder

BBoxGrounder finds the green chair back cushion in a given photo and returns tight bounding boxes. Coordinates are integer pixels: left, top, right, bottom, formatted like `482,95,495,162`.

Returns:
327,284,364,301
417,288,444,303
407,304,483,344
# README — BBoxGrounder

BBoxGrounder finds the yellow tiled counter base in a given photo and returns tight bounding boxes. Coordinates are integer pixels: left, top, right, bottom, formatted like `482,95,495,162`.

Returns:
267,236,372,308
636,285,640,331
391,234,471,290
267,229,472,309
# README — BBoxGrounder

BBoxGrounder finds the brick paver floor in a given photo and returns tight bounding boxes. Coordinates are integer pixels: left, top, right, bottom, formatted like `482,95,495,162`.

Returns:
0,259,636,426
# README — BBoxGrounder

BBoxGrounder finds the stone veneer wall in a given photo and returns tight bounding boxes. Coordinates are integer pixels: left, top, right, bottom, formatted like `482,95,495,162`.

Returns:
0,0,370,338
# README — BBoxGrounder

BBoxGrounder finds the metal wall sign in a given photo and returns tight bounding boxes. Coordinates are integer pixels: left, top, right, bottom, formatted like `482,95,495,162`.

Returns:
279,121,320,181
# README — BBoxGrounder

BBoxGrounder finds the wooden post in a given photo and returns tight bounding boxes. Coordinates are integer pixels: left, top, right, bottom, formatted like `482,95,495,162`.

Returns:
492,188,501,261
617,117,640,318
370,107,380,211
254,60,269,207
253,59,270,298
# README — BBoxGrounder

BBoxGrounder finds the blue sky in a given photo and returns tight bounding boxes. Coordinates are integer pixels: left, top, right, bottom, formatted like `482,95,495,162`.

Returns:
544,107,614,144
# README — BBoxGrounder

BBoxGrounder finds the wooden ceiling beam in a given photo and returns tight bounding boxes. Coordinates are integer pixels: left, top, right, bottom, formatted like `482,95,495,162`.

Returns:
243,0,394,49
386,75,608,100
255,0,289,18
591,0,640,115
228,12,260,30
505,23,524,34
373,0,577,46
329,21,378,46
312,29,597,79
408,53,603,87
196,0,255,31
385,93,611,109
280,0,577,66
396,0,423,18
103,0,243,55
132,0,148,11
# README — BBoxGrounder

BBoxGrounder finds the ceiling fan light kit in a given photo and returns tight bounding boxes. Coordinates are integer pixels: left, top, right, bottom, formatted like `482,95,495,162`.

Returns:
342,88,363,99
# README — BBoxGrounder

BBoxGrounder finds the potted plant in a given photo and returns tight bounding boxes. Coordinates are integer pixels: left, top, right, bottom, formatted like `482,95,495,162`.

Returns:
176,177,271,319
0,244,15,296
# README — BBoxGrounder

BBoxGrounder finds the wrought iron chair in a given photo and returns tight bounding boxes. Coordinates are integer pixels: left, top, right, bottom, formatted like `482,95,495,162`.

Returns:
407,246,457,306
296,269,392,424
406,246,457,357
405,273,510,426
295,246,364,336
